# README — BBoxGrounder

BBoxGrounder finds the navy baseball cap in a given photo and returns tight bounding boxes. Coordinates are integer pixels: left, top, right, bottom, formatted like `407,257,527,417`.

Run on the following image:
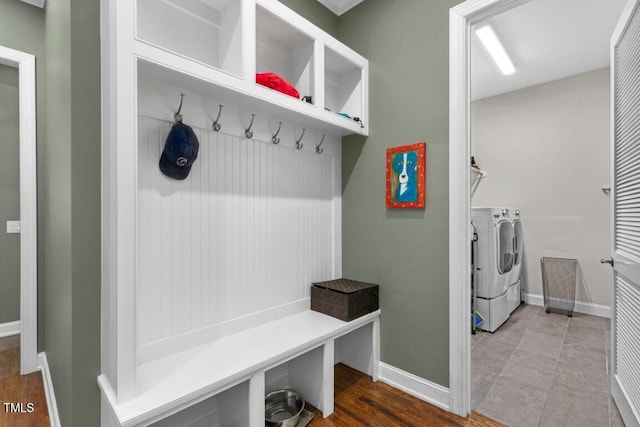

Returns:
159,122,200,180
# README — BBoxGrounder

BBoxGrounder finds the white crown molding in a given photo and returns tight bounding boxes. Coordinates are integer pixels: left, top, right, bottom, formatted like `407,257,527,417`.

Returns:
20,0,45,8
316,0,366,16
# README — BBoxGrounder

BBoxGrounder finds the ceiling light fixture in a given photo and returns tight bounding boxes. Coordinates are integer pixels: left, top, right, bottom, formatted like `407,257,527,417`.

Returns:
475,24,515,75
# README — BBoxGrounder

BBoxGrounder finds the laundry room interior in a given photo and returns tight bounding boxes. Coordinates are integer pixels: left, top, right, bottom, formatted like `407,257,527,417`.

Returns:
468,0,627,424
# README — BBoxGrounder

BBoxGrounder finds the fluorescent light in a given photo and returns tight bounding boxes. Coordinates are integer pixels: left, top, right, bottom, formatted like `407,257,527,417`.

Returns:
475,25,515,75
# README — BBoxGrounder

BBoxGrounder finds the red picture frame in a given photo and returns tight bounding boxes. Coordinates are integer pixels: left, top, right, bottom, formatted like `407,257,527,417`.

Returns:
386,142,426,208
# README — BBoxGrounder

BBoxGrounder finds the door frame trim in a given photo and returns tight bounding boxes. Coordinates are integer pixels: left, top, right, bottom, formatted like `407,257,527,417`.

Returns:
610,0,640,425
0,46,38,374
448,0,532,415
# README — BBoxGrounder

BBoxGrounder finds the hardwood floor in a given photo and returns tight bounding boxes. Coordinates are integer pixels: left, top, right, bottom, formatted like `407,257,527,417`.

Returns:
0,335,49,427
0,336,504,427
308,364,505,427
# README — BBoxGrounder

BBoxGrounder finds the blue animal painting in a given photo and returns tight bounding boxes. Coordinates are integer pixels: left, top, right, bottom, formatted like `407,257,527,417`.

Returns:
392,151,418,203
386,142,426,208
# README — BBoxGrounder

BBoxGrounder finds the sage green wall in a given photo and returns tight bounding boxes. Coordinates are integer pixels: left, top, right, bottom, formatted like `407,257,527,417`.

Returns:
69,0,102,424
44,0,73,421
44,0,102,425
277,0,339,38
0,65,20,324
0,0,46,351
278,0,459,387
339,0,460,387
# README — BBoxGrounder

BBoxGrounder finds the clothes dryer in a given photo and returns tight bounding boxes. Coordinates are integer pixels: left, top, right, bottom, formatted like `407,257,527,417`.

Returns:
507,209,523,314
471,207,515,332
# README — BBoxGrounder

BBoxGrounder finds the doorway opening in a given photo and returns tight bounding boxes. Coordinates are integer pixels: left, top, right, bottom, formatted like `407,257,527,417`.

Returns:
449,0,627,423
0,46,38,375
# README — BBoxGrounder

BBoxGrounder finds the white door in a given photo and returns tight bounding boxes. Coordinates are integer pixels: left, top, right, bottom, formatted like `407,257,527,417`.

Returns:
609,1,640,425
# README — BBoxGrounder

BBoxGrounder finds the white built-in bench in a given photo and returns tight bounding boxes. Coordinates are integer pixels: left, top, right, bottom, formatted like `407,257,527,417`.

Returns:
99,309,380,427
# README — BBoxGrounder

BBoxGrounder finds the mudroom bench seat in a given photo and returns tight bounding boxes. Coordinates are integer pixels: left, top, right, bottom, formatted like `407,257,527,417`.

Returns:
99,308,380,427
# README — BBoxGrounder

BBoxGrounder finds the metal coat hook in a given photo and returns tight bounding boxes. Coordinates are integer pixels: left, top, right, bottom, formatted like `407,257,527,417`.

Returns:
316,134,325,154
272,122,282,145
295,129,305,150
212,104,223,132
245,114,255,139
174,93,185,123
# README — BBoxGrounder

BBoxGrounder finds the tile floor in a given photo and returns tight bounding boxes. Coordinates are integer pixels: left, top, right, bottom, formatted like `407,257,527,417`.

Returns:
471,303,625,427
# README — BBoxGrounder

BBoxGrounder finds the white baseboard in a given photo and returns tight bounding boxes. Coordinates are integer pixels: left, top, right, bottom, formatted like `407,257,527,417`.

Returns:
378,362,450,412
38,352,61,427
522,293,611,318
0,320,21,338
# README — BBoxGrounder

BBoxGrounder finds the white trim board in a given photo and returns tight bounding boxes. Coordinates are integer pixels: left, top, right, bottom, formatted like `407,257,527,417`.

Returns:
0,321,21,338
38,352,61,427
378,362,450,412
522,293,611,318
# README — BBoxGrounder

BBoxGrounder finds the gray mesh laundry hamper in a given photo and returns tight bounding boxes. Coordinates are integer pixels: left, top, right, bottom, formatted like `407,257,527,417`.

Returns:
540,257,577,317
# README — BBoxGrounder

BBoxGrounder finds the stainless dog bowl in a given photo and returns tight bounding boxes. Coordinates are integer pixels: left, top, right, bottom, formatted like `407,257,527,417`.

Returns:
265,389,305,427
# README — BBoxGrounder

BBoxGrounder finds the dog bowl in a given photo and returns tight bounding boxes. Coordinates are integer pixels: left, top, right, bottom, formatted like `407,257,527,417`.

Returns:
265,389,305,427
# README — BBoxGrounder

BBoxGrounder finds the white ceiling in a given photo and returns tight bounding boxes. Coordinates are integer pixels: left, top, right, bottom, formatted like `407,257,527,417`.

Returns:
20,0,44,7
471,0,627,100
316,0,366,16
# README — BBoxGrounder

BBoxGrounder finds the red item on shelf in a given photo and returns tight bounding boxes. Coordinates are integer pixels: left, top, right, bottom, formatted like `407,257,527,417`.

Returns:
256,72,300,99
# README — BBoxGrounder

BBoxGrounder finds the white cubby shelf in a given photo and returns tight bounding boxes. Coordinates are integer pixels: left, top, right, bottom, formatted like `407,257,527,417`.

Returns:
133,0,368,137
101,0,373,426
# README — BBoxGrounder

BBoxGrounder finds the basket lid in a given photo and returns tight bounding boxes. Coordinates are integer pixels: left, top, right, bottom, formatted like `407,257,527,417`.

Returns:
312,278,378,294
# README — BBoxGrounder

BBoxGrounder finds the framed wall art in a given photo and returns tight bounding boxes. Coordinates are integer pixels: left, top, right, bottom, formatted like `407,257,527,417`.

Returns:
386,142,426,208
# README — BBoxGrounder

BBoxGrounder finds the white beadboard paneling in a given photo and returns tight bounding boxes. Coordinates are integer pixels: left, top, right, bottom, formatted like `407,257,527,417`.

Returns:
136,117,338,349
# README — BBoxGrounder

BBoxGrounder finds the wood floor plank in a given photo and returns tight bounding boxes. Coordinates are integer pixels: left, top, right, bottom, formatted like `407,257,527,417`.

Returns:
0,336,49,427
308,364,506,427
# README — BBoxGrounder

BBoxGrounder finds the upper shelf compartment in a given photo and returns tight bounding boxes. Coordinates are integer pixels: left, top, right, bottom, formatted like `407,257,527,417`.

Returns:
256,4,315,105
136,0,243,77
324,45,365,127
134,0,368,136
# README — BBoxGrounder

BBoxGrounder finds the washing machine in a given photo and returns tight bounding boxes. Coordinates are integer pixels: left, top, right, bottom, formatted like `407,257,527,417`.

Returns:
471,207,515,332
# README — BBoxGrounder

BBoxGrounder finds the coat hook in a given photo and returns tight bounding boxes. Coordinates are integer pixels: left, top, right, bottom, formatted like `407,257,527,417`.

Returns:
272,122,282,145
212,104,223,132
174,93,185,123
245,114,255,139
316,134,325,154
295,128,305,150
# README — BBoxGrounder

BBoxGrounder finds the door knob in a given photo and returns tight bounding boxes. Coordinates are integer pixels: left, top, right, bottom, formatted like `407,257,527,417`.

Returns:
601,257,614,267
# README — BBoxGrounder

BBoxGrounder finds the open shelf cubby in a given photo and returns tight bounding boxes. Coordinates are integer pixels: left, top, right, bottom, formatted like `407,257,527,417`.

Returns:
136,0,243,77
265,346,326,412
255,5,315,103
324,45,364,123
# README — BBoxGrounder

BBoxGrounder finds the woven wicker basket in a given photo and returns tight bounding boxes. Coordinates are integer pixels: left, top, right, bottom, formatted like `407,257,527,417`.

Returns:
311,279,379,322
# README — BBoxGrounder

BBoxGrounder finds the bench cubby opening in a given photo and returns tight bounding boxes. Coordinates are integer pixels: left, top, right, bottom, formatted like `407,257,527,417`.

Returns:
265,345,326,412
149,380,250,427
335,321,376,376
